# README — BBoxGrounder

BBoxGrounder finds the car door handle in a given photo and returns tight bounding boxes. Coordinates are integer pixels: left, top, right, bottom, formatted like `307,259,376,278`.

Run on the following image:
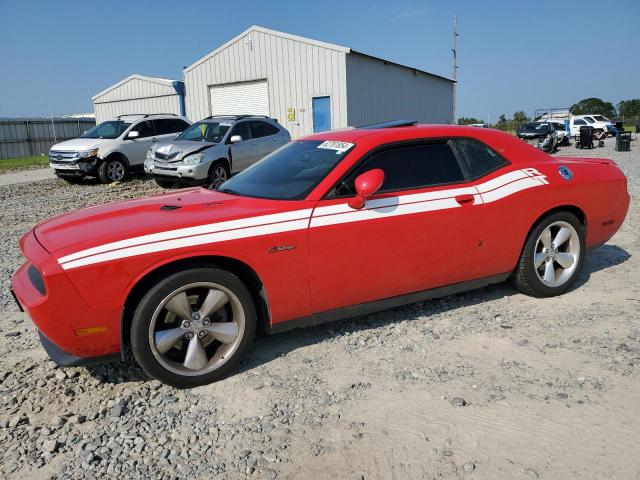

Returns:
455,194,475,206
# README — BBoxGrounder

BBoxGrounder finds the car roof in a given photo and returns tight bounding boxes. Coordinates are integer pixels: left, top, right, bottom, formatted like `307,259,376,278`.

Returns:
300,124,550,165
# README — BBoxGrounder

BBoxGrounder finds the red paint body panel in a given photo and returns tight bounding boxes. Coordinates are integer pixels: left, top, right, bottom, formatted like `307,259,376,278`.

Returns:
11,126,630,360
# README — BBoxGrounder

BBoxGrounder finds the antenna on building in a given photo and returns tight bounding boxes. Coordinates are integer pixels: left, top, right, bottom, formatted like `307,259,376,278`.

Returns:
451,15,458,123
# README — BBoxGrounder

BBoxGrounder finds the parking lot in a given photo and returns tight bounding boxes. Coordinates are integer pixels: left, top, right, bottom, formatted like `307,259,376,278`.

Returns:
0,136,638,479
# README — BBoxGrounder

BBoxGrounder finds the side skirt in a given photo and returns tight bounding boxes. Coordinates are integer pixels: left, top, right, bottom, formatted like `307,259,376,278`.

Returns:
268,272,511,334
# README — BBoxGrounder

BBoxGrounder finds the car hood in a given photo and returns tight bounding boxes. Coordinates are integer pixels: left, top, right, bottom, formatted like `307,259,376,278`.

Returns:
153,140,217,159
50,138,108,152
33,188,308,257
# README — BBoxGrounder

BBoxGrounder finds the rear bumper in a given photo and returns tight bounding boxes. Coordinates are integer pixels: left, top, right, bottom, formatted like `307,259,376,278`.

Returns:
38,331,120,367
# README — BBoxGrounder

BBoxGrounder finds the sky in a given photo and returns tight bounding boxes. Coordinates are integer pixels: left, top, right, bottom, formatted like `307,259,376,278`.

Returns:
0,0,638,122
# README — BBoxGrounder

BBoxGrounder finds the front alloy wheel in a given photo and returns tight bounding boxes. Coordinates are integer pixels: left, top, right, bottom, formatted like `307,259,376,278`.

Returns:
209,163,229,190
98,158,127,183
131,268,256,387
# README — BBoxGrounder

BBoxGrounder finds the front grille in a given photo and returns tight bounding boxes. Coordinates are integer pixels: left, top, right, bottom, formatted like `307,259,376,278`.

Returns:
155,151,180,161
49,150,78,162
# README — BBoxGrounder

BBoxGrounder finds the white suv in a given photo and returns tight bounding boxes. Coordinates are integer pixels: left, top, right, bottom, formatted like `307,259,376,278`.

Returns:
49,114,191,183
569,115,613,138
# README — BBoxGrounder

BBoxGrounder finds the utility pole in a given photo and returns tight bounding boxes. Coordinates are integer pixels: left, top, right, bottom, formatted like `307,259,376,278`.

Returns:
452,15,458,124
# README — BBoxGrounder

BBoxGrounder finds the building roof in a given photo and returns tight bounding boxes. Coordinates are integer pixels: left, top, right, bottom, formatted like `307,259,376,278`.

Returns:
183,25,454,83
92,75,180,101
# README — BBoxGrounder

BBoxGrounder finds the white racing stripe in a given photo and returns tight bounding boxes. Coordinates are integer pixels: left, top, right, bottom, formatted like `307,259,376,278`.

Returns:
61,218,310,270
58,169,548,270
58,208,314,265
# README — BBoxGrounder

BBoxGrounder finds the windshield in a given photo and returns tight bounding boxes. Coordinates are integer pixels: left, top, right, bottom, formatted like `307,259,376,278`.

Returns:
593,115,609,122
80,121,131,139
176,121,231,142
521,123,549,134
218,140,354,200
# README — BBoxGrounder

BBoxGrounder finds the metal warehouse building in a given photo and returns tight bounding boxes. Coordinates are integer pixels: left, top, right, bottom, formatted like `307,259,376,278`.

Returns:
92,75,186,123
184,26,454,138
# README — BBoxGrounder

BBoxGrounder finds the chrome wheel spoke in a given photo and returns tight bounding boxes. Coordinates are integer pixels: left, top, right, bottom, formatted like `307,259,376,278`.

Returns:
555,252,575,269
184,336,208,370
534,252,546,269
543,260,555,284
154,328,184,354
165,292,192,320
199,289,229,318
540,228,552,249
204,322,239,344
553,227,571,248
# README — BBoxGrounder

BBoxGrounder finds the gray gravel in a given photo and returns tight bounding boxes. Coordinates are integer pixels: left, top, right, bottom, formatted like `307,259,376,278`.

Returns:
0,137,639,479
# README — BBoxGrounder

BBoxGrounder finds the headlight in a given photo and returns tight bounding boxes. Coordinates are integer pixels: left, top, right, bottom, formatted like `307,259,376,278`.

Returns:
78,148,99,158
183,152,205,164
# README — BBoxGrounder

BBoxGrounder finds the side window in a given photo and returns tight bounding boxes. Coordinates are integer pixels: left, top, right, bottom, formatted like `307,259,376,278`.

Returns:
172,119,190,132
153,119,176,135
229,122,252,142
251,121,279,138
134,120,155,138
449,138,509,180
574,119,587,126
334,142,464,196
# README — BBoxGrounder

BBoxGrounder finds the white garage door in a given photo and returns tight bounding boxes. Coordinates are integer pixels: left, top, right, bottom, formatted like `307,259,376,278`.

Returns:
209,80,270,116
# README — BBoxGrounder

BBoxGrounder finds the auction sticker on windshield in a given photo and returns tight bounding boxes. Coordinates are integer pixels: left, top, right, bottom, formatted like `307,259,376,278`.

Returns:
317,141,354,154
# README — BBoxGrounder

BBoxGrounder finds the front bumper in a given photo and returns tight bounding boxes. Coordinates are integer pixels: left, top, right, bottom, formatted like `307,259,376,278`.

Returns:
38,331,120,367
50,157,99,177
145,159,210,181
11,230,121,364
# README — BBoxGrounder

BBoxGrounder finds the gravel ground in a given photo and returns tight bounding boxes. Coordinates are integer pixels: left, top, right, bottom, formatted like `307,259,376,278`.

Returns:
0,137,638,479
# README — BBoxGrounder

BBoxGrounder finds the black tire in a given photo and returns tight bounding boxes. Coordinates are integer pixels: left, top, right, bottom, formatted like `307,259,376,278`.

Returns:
130,267,256,388
208,161,230,190
98,157,128,184
154,177,177,189
513,211,585,298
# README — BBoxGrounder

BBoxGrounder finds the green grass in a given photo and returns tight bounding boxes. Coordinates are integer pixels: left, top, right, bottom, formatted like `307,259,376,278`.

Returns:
0,155,49,172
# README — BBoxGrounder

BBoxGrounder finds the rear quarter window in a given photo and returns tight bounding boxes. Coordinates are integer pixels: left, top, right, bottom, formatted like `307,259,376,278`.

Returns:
449,138,509,180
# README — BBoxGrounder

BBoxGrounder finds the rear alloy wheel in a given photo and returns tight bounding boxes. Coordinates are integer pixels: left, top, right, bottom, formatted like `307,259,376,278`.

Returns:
130,268,256,387
513,212,585,297
208,162,229,190
98,158,127,183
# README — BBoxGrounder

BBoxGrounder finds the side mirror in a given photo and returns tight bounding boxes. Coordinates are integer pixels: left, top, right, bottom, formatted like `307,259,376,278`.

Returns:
230,135,243,144
348,169,385,209
127,130,140,139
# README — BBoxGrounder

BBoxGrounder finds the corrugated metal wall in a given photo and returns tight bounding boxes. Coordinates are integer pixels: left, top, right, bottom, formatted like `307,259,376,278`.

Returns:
346,53,454,127
0,118,96,159
93,77,181,122
184,30,349,139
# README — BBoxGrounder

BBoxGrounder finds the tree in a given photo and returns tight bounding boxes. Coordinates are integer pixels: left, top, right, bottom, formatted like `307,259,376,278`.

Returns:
512,111,530,130
618,99,640,121
570,98,616,119
494,114,508,131
457,117,483,125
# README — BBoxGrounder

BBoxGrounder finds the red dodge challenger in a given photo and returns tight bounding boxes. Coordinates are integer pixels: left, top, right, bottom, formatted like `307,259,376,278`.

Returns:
11,122,629,387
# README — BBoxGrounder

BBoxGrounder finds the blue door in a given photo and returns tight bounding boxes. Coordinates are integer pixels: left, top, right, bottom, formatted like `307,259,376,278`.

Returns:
312,96,331,133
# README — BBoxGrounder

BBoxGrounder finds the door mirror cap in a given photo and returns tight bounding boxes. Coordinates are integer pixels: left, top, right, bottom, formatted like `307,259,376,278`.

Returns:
127,130,140,139
348,169,385,209
230,135,243,144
